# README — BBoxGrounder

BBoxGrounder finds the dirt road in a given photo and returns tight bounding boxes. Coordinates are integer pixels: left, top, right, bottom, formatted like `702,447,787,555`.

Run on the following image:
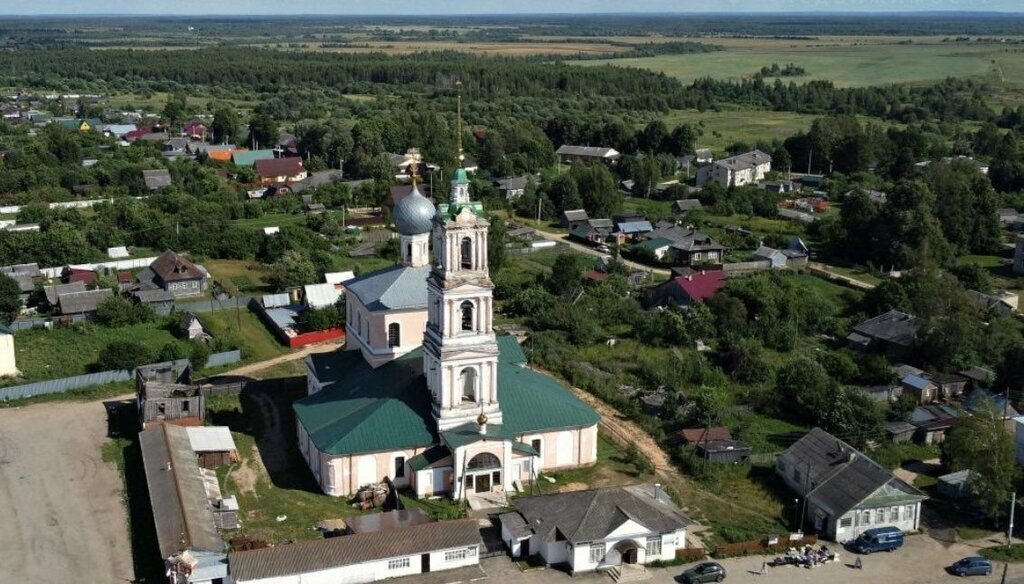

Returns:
220,339,343,378
0,399,133,584
529,227,671,278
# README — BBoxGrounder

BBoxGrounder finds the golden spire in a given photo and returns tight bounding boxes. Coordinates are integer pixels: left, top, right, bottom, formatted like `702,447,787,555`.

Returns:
456,80,464,168
409,148,421,187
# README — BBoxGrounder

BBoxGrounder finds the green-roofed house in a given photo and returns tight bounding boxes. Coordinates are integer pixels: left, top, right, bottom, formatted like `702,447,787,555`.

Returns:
231,149,277,167
57,118,101,132
634,237,674,262
295,157,600,504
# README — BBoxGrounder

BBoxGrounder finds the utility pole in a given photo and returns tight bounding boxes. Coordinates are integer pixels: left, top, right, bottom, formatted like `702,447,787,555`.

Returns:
1008,491,1016,549
806,148,813,175
536,196,541,225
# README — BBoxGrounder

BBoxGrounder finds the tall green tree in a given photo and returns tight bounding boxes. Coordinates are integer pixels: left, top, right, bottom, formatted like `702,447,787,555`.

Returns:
943,406,1018,519
247,113,279,150
211,106,240,145
0,274,21,325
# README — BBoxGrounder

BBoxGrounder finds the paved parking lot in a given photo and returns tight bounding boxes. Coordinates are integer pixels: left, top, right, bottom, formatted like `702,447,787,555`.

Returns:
478,534,1024,584
0,399,133,584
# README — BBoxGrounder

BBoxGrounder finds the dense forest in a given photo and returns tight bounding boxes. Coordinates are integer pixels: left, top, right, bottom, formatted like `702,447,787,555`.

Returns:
3,13,1024,48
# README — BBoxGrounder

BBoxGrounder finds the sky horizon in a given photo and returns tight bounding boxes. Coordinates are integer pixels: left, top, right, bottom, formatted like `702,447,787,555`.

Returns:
6,1,1024,16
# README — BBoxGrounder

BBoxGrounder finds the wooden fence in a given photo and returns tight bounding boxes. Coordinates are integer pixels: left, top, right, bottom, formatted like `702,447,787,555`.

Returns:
713,534,818,559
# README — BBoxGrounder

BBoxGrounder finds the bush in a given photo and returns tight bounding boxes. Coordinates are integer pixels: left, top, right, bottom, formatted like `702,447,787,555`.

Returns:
96,340,153,371
190,340,211,370
95,295,154,327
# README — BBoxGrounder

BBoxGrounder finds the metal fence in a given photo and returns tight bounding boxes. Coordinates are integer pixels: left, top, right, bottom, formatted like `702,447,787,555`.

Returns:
0,350,242,401
206,349,242,368
176,296,253,314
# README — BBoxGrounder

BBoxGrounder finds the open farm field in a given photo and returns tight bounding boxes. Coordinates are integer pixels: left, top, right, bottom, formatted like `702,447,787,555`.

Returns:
248,40,633,56
660,109,826,151
576,39,1024,88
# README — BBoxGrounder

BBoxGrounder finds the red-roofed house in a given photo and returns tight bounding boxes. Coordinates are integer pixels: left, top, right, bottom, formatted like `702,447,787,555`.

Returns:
123,128,151,142
644,269,724,308
584,270,610,282
183,121,207,141
64,267,97,285
255,157,308,183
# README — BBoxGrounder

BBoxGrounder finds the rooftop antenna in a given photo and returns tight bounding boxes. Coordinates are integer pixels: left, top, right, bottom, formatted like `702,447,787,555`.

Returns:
456,80,464,169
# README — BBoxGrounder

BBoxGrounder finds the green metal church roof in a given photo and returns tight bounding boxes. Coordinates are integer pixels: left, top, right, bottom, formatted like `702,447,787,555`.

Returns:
452,167,470,184
295,336,599,456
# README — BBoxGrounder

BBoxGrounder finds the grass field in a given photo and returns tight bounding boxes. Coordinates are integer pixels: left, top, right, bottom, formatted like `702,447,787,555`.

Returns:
205,258,273,295
200,308,288,362
661,109,852,151
10,320,182,382
249,40,633,57
577,39,1024,89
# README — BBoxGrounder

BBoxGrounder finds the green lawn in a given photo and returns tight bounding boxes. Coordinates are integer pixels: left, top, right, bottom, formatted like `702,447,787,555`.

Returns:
208,388,364,544
660,109,826,152
232,212,309,230
200,308,288,361
205,259,273,295
577,40,1019,89
536,435,645,494
701,213,806,237
10,320,182,382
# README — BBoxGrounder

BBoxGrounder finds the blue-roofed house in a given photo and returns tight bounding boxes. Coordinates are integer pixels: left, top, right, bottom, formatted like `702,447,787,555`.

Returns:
901,374,939,404
297,162,600,503
965,389,1020,420
615,220,654,239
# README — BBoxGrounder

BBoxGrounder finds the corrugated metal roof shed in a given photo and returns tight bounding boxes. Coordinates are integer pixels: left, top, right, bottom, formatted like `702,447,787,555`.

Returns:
186,426,237,453
304,282,342,309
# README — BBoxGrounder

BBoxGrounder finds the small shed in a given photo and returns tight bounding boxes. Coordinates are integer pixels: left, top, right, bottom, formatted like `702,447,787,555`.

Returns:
107,246,130,259
884,421,916,443
937,470,975,500
186,426,239,469
753,246,787,268
179,312,206,340
695,439,752,464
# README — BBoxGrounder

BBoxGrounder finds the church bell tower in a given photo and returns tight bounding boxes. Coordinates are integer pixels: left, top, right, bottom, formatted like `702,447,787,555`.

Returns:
423,83,501,431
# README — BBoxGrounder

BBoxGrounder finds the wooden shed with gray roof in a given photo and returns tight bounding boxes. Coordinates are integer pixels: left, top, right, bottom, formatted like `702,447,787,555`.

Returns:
140,424,228,582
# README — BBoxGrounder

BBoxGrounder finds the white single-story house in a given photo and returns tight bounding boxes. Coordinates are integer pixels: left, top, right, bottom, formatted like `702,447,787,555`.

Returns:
776,428,926,542
499,484,691,574
229,518,481,584
0,324,17,377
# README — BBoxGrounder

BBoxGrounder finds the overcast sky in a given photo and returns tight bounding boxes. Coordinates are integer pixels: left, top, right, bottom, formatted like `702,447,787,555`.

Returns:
5,0,1023,15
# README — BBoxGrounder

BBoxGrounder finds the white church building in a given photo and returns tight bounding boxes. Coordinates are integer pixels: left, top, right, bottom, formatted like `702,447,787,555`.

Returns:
294,152,600,503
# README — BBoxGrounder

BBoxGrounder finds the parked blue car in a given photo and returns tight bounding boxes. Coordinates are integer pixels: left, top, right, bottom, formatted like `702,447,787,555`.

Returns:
850,526,904,554
949,557,992,577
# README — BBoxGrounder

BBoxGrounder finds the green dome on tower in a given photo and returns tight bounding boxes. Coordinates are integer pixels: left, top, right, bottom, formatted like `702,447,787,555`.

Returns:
452,167,470,184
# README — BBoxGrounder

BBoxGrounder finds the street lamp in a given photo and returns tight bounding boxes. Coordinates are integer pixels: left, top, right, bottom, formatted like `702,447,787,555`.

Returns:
793,498,800,532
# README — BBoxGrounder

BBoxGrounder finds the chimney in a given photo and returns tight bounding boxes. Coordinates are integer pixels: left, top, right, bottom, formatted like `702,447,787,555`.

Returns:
686,275,692,281
701,269,706,276
653,483,662,500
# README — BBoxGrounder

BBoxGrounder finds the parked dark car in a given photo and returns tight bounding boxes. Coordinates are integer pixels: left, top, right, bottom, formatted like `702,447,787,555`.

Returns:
949,557,992,577
680,562,726,583
850,526,904,554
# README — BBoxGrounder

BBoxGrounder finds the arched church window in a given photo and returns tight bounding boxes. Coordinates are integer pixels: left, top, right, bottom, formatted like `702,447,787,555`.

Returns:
467,452,501,471
387,322,400,348
460,301,474,332
461,237,473,269
459,367,477,403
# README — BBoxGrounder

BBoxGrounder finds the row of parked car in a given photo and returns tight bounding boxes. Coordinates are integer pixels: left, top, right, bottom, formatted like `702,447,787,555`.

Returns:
678,527,992,583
